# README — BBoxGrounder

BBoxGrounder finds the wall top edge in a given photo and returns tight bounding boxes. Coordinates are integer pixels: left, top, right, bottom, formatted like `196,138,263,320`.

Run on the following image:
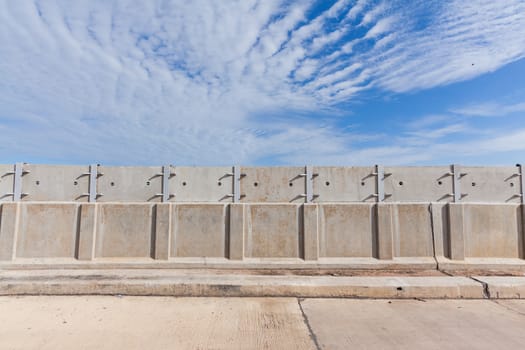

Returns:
0,164,522,168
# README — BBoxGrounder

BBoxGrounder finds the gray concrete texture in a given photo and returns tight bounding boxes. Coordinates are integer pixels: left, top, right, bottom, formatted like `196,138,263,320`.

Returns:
2,297,525,350
1,164,523,203
0,201,524,270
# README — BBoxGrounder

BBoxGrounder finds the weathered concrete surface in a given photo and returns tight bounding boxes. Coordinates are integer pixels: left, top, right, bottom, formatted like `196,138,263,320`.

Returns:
442,203,524,266
0,269,483,298
378,203,434,258
313,166,376,202
461,166,522,203
318,203,375,258
1,297,525,350
301,299,525,350
171,203,228,258
0,201,523,270
171,166,233,202
0,203,18,260
244,204,302,258
384,166,453,202
95,204,154,258
97,166,163,202
241,167,306,203
0,297,315,350
21,164,90,202
2,164,524,203
0,164,14,202
16,203,79,259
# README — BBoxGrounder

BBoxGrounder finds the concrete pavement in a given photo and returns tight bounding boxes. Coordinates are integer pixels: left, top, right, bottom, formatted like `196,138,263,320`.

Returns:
1,296,525,350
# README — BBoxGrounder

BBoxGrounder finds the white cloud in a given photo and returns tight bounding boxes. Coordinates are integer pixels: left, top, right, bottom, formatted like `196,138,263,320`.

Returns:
0,0,524,165
452,102,525,117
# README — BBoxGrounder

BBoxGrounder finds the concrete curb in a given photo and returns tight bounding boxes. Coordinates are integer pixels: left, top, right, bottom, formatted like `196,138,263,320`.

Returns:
473,276,525,299
0,269,489,299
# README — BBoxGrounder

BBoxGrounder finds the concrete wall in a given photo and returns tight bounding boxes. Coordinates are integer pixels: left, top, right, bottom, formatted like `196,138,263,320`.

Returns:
1,164,523,203
1,201,523,270
1,163,524,269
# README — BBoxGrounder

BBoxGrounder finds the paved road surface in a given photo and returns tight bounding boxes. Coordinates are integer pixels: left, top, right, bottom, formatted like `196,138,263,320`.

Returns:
1,296,525,349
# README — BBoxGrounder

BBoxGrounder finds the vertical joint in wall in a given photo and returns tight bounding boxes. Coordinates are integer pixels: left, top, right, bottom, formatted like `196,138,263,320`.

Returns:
452,164,462,203
161,165,173,202
233,165,241,203
375,165,385,202
519,164,524,204
88,164,98,203
305,165,313,203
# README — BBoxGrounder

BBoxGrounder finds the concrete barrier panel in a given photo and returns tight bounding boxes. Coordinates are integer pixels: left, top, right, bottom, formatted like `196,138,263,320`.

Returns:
77,204,97,261
448,204,523,259
171,167,233,202
461,167,522,203
154,204,171,260
21,164,89,202
384,166,453,202
95,204,154,258
0,203,18,260
313,167,377,203
318,204,375,257
303,204,319,261
430,202,449,259
377,203,434,259
97,166,163,202
171,204,228,258
241,167,306,203
229,204,245,260
15,203,79,258
0,165,14,202
245,204,302,258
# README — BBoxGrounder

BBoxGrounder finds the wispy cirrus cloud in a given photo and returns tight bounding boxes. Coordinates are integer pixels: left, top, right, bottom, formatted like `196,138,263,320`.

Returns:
0,0,524,165
452,101,525,117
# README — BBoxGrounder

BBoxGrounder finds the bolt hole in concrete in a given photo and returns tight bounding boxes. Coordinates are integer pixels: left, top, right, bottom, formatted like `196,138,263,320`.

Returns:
325,181,330,186
510,183,514,187
35,180,40,185
472,182,476,187
110,182,115,187
399,181,404,186
146,181,150,186
438,181,443,185
397,287,403,291
254,182,258,187
289,182,293,187
182,182,187,186
361,181,365,186
73,181,78,186
218,181,222,186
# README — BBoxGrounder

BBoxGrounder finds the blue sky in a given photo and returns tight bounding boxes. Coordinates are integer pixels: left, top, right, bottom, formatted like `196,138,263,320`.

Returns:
1,0,524,165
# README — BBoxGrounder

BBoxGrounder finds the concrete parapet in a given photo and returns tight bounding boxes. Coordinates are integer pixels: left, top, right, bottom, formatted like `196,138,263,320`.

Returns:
437,203,525,270
0,165,15,202
171,203,228,258
0,203,18,260
1,164,523,204
244,204,302,258
384,166,453,202
376,203,435,269
240,167,306,203
16,203,79,259
313,167,376,202
0,201,523,271
317,203,375,258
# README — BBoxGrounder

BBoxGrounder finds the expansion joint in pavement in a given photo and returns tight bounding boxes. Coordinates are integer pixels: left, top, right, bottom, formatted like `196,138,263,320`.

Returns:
297,298,322,350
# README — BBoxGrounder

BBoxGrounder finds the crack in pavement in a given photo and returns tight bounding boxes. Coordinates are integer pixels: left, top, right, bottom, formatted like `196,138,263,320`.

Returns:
491,300,525,318
297,298,322,350
469,277,491,299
